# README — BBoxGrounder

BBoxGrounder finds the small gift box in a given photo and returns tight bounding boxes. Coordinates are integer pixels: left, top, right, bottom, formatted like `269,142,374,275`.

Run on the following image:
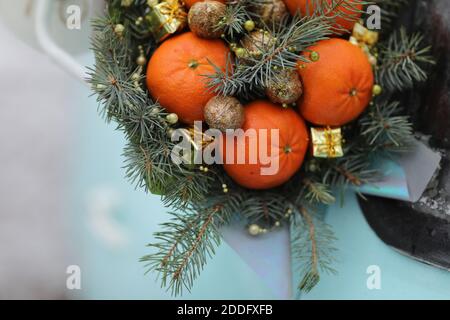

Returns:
351,22,379,47
349,22,379,65
146,0,187,43
173,126,215,165
310,127,344,158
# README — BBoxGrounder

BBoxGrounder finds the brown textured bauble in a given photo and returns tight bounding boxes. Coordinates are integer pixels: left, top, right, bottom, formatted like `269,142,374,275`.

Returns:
188,1,227,39
266,69,303,105
249,0,288,26
241,29,275,59
204,96,245,132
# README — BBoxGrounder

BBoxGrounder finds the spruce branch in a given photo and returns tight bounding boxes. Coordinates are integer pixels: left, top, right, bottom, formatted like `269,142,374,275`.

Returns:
88,16,150,122
372,0,410,31
107,0,154,39
141,193,241,296
291,206,337,294
377,28,435,92
322,152,380,188
206,13,332,96
307,0,370,34
359,101,414,151
240,192,291,225
123,139,175,194
217,0,250,38
162,170,216,209
301,178,336,205
119,104,167,143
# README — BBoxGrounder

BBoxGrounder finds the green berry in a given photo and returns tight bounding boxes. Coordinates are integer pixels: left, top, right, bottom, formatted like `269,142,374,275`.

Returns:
244,20,255,32
166,113,179,124
372,84,382,96
114,24,125,35
234,47,247,58
248,224,261,236
310,51,320,62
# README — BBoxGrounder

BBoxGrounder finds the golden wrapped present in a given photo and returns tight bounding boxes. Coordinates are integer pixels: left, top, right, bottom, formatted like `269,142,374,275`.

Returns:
177,126,215,152
146,0,187,43
351,22,379,47
186,126,215,151
174,126,215,165
350,22,379,66
311,127,344,158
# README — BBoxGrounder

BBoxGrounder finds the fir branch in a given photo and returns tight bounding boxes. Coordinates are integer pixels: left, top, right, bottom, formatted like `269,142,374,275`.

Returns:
123,138,175,193
217,0,250,38
308,0,370,34
119,104,167,143
377,28,435,92
206,14,332,96
162,170,216,209
371,0,410,31
301,178,336,205
207,1,371,97
240,192,291,225
322,152,380,188
142,193,241,296
359,101,414,151
291,206,337,294
90,12,216,208
88,16,147,122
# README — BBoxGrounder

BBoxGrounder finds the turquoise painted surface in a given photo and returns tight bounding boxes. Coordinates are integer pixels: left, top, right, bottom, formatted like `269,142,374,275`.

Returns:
300,192,450,300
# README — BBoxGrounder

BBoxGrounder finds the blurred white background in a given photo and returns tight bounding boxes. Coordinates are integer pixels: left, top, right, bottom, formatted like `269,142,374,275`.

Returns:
0,0,91,299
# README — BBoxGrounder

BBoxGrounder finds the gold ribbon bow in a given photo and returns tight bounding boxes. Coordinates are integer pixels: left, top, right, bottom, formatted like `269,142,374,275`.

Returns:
147,0,187,42
158,0,187,30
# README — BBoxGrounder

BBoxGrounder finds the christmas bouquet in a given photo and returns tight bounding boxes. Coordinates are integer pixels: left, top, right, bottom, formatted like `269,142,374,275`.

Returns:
89,0,435,296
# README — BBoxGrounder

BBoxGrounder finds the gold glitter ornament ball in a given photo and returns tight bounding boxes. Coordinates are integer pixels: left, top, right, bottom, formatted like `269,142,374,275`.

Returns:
266,69,303,105
188,1,227,39
249,0,288,26
241,29,276,60
204,96,245,132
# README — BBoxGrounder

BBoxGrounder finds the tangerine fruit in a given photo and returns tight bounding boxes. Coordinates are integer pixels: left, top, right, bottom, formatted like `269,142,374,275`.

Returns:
222,100,309,190
284,0,362,33
298,38,374,126
146,32,230,124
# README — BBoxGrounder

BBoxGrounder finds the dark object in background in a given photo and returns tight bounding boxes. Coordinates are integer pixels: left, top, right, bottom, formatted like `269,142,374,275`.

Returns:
359,0,450,269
